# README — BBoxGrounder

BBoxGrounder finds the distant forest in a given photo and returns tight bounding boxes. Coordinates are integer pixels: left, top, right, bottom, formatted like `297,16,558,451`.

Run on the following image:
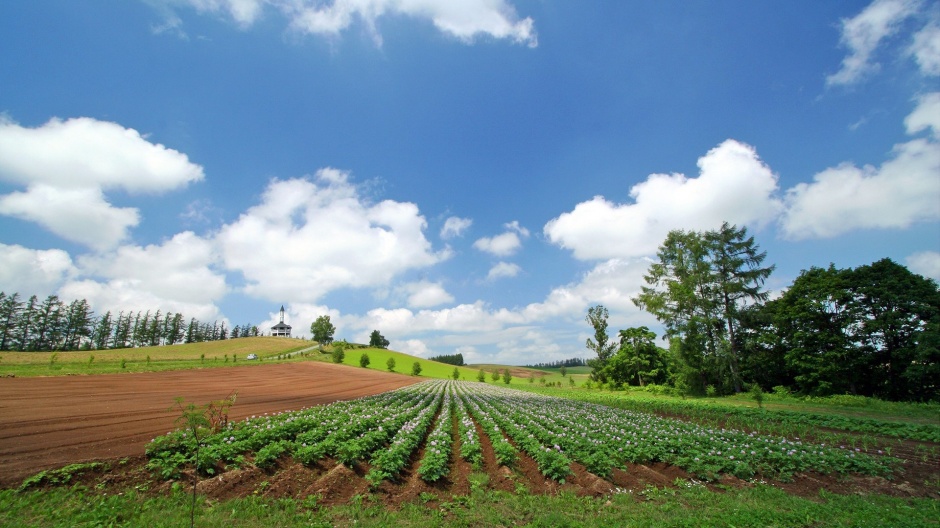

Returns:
524,357,588,369
428,353,465,366
0,291,261,352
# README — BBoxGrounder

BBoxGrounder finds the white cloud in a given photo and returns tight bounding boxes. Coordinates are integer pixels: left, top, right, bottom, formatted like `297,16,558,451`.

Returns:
910,22,940,75
905,92,940,137
148,0,537,47
781,95,940,239
545,139,782,260
826,0,922,86
0,116,204,249
906,251,940,281
486,261,520,281
59,231,227,321
474,220,530,256
216,169,448,302
286,0,537,47
440,216,472,239
0,243,76,297
399,280,454,308
0,186,140,251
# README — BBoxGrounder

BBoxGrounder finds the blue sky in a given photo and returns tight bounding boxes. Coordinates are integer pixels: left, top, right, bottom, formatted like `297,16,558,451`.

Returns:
0,0,938,364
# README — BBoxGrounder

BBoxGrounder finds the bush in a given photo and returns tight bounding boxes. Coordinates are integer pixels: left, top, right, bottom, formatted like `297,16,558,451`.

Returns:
331,348,345,364
502,369,512,384
359,353,370,368
491,370,500,382
452,367,460,380
386,357,396,372
749,383,765,409
411,361,422,376
477,369,486,382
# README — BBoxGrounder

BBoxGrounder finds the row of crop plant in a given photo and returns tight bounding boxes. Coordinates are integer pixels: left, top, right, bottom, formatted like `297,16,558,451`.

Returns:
147,380,894,486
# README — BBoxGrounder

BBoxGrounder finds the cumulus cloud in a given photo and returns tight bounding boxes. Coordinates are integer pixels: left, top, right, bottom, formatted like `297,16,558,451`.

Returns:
486,261,520,281
474,220,529,256
906,251,940,281
399,280,454,308
780,94,940,239
440,216,472,239
148,0,537,47
0,243,76,297
216,168,448,302
0,116,204,249
826,0,923,86
545,139,782,261
59,231,227,320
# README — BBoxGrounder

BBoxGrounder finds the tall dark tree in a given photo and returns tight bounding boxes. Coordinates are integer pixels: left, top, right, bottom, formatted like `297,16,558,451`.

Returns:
31,295,64,351
92,311,113,350
15,295,38,351
0,292,23,351
61,299,93,350
633,223,773,393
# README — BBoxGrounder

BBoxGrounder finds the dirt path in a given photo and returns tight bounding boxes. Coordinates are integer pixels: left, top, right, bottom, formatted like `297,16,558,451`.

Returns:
0,362,418,487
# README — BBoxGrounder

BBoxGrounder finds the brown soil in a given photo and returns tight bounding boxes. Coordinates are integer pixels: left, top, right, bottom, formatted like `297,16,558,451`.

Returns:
0,361,418,487
2,366,937,509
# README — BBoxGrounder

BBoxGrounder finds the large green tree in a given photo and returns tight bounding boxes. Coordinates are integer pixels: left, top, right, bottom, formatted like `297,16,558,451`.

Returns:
633,223,773,393
310,315,336,349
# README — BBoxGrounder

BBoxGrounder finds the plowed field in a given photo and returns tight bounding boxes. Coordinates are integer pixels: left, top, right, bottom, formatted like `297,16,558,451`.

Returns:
0,362,418,487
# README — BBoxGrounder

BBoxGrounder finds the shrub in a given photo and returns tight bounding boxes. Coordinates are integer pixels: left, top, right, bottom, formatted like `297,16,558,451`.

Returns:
477,369,486,382
411,361,422,376
452,367,460,380
331,347,345,364
359,353,370,368
750,383,765,409
502,369,512,384
386,357,396,372
491,370,500,382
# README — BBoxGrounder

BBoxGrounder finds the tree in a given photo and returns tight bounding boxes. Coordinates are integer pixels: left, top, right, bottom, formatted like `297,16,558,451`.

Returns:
310,315,336,350
331,342,346,364
502,368,512,384
369,330,389,349
559,366,567,378
603,326,669,387
452,367,460,380
477,368,486,382
359,352,371,368
386,357,396,372
411,361,422,376
633,223,773,393
585,305,616,382
491,369,500,382
0,292,23,351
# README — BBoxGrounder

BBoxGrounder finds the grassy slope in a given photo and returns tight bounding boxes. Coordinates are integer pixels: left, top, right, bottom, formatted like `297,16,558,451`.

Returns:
0,337,311,377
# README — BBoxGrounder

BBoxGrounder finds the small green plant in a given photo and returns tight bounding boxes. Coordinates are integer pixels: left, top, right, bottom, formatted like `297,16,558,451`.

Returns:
87,354,94,366
750,383,765,409
49,352,59,368
705,385,717,397
200,353,205,363
477,368,486,382
146,355,151,365
120,358,127,369
386,357,396,372
491,369,500,382
224,354,229,363
502,369,512,384
569,377,575,387
359,352,370,368
452,367,460,380
560,366,567,377
411,361,422,376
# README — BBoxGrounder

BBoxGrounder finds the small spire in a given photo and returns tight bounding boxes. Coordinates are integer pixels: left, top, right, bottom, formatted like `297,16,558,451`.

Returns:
279,305,285,323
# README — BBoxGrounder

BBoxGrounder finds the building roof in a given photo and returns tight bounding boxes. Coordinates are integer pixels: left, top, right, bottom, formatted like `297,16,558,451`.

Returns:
271,322,292,330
